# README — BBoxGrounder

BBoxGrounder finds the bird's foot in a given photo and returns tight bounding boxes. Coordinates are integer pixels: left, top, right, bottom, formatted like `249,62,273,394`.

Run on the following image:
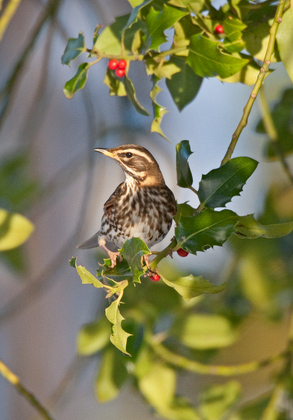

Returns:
107,250,122,268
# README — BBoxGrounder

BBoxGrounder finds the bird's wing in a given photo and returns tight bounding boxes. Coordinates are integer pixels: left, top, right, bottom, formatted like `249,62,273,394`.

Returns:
103,182,125,212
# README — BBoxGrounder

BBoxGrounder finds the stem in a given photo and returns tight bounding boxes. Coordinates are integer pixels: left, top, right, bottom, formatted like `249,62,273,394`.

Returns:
0,359,55,420
221,0,285,166
259,85,293,184
150,338,292,376
0,0,22,41
148,237,177,270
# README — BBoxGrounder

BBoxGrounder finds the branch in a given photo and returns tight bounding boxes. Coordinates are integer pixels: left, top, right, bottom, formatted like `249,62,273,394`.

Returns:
221,0,286,166
0,0,22,41
0,359,55,420
150,337,292,376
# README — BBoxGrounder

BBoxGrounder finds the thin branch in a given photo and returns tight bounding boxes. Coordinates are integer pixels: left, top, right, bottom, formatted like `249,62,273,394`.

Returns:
0,0,22,41
259,85,293,184
0,359,55,420
221,0,286,165
150,337,291,376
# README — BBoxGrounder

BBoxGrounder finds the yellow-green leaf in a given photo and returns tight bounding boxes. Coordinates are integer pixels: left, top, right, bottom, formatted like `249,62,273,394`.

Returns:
0,209,34,251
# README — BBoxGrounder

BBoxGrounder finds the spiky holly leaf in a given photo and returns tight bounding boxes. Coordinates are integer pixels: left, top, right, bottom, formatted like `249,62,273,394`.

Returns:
63,63,89,99
166,57,202,111
105,297,132,355
0,209,34,251
174,202,195,224
161,274,226,302
120,238,151,283
75,259,104,288
61,33,86,65
124,76,150,116
176,140,193,188
175,209,238,254
198,157,258,208
187,34,249,78
104,68,126,97
145,5,187,51
150,76,169,140
94,15,130,55
235,214,293,239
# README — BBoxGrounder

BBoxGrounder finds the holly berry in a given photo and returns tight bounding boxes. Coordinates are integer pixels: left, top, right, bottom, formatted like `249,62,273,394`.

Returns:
115,68,125,78
108,59,118,70
149,273,160,282
214,25,224,35
177,248,189,257
118,59,127,69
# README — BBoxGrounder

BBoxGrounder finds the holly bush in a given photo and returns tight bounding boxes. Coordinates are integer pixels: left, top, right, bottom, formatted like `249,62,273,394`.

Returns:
61,0,293,419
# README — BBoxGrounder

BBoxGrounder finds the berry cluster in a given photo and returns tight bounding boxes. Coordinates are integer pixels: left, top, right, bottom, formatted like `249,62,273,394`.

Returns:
108,59,127,77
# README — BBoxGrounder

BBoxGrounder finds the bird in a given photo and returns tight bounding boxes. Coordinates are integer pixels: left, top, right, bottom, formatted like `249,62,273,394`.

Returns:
77,144,177,267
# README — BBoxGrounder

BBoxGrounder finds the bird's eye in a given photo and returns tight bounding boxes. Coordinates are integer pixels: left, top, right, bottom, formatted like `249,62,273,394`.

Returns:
125,152,133,158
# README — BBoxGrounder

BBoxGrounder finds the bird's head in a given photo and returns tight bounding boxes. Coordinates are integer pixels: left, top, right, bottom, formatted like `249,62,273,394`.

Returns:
94,144,165,186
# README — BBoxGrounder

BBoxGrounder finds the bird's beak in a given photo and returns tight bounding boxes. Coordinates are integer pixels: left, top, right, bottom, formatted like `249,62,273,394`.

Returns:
94,148,118,160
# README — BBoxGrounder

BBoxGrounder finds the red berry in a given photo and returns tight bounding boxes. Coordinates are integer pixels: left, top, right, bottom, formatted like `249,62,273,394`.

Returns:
150,273,160,282
214,25,224,35
177,248,189,257
108,59,118,70
115,68,125,78
118,59,127,69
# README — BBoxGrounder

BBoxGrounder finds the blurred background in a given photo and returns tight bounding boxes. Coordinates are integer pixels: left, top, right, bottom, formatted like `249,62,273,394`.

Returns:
0,0,292,419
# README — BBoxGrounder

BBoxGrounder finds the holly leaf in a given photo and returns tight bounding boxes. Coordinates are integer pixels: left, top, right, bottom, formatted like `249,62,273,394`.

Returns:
63,63,89,99
161,274,226,302
173,314,238,349
150,75,169,140
187,34,249,78
75,259,105,288
145,5,187,51
174,202,195,224
276,8,293,83
124,76,150,116
166,57,203,111
120,238,151,283
104,68,126,96
96,346,129,402
61,33,86,66
175,209,238,254
77,317,111,356
105,297,132,355
0,209,34,251
176,140,193,188
235,214,293,239
198,157,258,208
94,14,130,55
217,60,272,86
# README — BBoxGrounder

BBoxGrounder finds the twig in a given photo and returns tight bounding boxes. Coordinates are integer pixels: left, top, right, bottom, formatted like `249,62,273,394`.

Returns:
221,0,286,166
0,359,55,420
150,338,291,376
259,85,293,184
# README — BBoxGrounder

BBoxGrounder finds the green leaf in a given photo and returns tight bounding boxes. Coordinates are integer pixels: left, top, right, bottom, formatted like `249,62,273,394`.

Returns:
276,8,293,82
187,34,249,78
161,274,226,302
105,298,132,355
120,237,151,283
176,140,193,188
199,381,241,420
174,202,195,224
175,209,238,254
124,76,150,116
235,214,293,239
77,317,111,356
198,157,258,208
0,209,34,251
75,260,104,288
229,395,270,420
173,314,238,349
94,14,130,55
123,0,152,31
138,362,176,410
217,60,272,86
104,68,126,96
96,346,128,402
63,63,89,99
150,76,169,140
61,33,86,65
256,88,293,158
166,57,202,111
145,5,187,51
243,20,280,63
